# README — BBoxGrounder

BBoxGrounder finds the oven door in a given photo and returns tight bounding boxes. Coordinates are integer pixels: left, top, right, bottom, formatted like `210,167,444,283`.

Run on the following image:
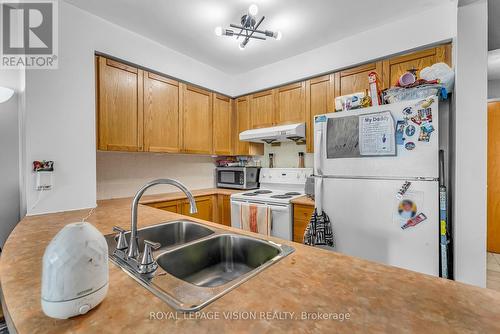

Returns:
268,204,292,240
230,199,292,240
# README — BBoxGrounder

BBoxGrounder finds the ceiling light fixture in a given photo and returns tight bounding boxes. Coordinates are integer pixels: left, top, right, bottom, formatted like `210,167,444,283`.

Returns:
214,4,282,50
0,86,14,103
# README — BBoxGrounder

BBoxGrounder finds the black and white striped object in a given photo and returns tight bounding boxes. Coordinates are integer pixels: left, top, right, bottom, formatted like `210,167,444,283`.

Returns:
303,209,334,247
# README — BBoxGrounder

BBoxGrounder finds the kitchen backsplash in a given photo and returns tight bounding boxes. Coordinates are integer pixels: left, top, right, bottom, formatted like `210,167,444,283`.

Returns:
96,152,216,200
260,142,313,168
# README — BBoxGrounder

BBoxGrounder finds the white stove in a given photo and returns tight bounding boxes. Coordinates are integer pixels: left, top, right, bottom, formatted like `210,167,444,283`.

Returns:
230,168,313,240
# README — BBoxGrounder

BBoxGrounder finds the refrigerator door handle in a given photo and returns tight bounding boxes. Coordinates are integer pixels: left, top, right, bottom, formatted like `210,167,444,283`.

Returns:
314,129,323,176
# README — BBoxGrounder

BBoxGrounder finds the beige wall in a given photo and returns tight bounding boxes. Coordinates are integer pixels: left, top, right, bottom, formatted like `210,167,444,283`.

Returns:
96,152,216,200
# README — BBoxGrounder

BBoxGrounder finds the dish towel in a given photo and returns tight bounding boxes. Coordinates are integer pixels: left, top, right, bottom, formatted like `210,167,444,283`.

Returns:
240,203,271,236
304,209,334,247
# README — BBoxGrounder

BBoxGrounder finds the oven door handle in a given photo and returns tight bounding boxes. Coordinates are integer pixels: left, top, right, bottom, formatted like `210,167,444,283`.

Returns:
269,206,289,212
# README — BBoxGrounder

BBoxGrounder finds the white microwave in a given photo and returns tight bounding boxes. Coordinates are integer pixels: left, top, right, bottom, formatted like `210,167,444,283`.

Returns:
216,167,260,190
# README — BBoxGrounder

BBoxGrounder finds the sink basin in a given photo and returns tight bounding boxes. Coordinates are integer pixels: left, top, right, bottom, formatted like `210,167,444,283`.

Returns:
105,221,294,312
156,234,281,287
107,220,214,252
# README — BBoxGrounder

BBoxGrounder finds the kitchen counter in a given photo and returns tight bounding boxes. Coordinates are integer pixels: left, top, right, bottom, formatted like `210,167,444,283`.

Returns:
2,199,500,333
291,195,315,206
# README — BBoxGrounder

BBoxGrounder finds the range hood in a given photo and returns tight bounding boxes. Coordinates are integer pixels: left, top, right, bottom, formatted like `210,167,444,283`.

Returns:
239,123,305,144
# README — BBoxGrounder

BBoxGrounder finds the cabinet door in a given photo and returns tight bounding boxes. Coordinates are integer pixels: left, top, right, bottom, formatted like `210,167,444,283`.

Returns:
143,72,180,153
97,57,143,151
147,200,180,213
293,204,314,243
382,44,452,88
182,196,213,221
275,82,306,125
234,97,264,156
334,61,383,97
213,94,233,155
218,194,231,227
235,97,250,155
250,89,275,129
305,75,335,153
182,85,213,154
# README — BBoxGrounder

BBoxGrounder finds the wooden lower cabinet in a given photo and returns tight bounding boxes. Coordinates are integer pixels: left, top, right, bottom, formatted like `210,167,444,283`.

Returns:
293,204,315,243
147,194,233,227
148,200,181,214
217,194,232,227
181,195,214,221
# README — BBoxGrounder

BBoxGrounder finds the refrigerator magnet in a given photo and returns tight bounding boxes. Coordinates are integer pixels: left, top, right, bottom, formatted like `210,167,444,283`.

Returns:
398,199,417,220
417,107,433,123
394,191,424,229
402,213,428,230
396,181,412,200
405,142,416,150
396,121,405,145
402,106,413,116
405,125,416,137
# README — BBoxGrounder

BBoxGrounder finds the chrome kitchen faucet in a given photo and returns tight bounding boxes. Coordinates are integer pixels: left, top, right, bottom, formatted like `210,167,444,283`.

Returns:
112,179,198,275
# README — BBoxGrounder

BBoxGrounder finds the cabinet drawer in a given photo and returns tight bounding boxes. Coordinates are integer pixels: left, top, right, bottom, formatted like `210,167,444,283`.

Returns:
293,204,314,243
294,205,315,221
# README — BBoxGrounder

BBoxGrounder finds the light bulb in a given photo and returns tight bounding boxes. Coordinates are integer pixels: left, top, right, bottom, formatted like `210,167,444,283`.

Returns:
248,4,258,16
274,31,282,40
0,86,14,103
214,26,223,36
239,42,246,50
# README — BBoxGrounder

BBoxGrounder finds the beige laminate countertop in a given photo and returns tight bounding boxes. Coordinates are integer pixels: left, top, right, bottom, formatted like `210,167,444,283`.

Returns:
2,197,500,333
291,195,315,206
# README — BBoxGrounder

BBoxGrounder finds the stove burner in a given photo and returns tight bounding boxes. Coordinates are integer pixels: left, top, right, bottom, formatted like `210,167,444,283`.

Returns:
284,192,301,196
242,192,259,196
254,190,272,194
270,194,293,199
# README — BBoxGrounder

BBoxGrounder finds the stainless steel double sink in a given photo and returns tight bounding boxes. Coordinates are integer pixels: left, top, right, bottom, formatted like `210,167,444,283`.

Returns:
105,220,294,311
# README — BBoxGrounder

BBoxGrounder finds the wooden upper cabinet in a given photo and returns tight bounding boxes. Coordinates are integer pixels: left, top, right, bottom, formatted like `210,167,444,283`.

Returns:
250,89,275,128
213,94,233,155
97,57,143,151
181,84,213,154
234,96,263,156
235,96,250,155
143,72,180,153
305,74,335,153
275,82,306,125
382,44,452,89
334,61,383,97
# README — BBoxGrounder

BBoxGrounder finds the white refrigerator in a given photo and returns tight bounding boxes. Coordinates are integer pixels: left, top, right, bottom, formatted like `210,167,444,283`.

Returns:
313,98,440,276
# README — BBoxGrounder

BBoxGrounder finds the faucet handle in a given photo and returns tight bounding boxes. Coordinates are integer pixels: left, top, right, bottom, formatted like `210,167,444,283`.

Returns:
138,240,161,275
113,226,128,251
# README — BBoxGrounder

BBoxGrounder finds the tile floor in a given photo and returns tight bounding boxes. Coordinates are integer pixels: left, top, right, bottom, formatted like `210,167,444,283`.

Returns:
487,252,500,291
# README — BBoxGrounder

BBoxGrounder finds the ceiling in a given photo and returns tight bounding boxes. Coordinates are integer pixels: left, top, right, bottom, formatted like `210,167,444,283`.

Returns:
65,0,446,75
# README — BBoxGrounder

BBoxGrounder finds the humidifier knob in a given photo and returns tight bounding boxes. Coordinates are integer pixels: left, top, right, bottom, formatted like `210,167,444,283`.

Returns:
79,304,90,315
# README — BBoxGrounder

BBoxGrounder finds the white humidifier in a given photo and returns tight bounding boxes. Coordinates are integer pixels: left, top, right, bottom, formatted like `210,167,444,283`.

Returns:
41,222,109,319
